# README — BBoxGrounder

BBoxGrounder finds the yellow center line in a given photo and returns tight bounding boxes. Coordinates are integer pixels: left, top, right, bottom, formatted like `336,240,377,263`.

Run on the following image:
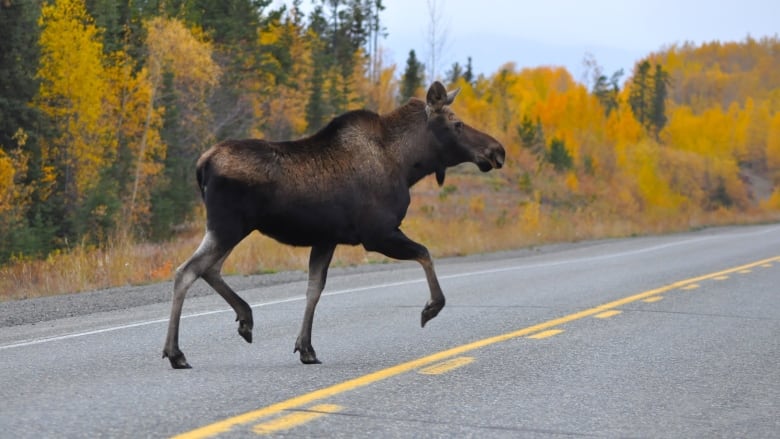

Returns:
418,356,475,375
594,310,622,319
681,284,700,290
173,255,780,439
642,296,664,303
713,275,729,281
527,329,564,339
739,269,752,274
252,404,342,435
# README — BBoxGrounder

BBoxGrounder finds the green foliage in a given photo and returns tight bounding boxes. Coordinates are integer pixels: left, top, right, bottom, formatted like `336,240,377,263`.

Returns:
517,114,545,155
547,137,573,172
446,61,463,85
463,56,474,84
0,1,57,260
629,61,651,127
444,56,475,86
439,184,457,200
650,64,670,137
400,49,424,102
592,69,623,116
629,60,670,139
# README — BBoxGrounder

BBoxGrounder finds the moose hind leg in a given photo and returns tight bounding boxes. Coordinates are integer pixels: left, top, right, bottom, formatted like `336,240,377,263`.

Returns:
364,229,445,327
163,230,231,369
202,253,253,344
294,244,336,364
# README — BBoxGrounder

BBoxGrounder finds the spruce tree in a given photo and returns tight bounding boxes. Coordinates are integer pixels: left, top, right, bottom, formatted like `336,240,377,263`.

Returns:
400,50,424,102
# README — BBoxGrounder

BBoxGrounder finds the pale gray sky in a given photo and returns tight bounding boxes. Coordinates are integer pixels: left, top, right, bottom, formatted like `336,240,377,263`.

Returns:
272,0,778,84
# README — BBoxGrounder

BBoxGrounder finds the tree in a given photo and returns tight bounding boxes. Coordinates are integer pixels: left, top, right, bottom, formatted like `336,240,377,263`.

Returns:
145,17,220,235
0,0,57,258
593,69,623,116
1,0,43,151
304,1,379,128
629,60,651,128
104,50,163,234
629,60,669,139
35,0,113,240
425,0,448,81
463,56,474,84
305,4,331,130
364,0,386,83
0,131,37,261
517,114,545,156
252,8,311,139
649,63,670,138
446,61,463,85
400,49,424,102
547,137,573,172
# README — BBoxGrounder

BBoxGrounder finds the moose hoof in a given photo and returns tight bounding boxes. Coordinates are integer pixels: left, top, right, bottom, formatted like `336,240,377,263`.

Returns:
163,350,192,369
238,319,253,344
421,299,445,327
294,345,321,365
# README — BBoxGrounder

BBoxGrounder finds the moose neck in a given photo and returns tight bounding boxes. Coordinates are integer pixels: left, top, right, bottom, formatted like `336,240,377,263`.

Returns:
382,99,442,187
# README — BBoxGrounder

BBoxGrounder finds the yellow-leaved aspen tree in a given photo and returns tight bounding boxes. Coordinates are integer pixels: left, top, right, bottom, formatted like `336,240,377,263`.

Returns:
137,17,220,227
35,0,112,227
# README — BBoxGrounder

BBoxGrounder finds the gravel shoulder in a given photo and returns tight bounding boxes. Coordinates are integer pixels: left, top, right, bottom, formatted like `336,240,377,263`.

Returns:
1,241,600,328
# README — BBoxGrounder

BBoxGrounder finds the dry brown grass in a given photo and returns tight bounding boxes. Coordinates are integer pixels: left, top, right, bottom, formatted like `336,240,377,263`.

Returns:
2,171,779,301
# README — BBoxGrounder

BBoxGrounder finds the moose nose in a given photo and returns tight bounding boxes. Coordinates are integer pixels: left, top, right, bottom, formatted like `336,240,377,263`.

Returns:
492,143,506,169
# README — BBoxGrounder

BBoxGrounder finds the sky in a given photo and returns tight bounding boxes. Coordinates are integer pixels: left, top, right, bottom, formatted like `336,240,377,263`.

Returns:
272,0,778,85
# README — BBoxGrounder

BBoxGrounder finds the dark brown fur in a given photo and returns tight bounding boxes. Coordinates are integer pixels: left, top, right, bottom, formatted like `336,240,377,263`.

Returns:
163,82,505,368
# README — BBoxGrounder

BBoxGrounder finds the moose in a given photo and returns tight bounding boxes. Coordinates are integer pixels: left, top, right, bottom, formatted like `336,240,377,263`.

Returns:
163,81,505,368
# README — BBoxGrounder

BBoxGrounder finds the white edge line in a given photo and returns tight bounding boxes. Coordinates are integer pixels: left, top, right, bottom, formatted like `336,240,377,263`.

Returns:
2,225,778,351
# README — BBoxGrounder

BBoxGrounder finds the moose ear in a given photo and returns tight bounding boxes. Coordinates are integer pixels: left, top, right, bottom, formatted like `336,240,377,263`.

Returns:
426,81,448,111
445,87,460,105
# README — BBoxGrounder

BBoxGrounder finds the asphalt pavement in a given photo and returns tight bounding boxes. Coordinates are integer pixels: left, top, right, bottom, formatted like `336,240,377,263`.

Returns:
1,224,778,438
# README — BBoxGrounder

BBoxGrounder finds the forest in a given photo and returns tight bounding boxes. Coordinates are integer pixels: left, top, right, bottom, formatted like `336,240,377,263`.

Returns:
1,0,780,297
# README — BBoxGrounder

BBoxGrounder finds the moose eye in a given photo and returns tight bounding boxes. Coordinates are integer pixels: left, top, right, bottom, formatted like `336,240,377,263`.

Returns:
454,121,464,130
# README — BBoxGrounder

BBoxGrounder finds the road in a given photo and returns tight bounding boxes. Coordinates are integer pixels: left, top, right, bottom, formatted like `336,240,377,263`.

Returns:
1,224,779,438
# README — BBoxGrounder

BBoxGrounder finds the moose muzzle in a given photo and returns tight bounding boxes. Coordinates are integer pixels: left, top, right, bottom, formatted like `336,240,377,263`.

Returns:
476,141,506,172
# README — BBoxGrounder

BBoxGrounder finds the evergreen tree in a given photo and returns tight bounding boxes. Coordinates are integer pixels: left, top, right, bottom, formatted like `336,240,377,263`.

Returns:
517,114,545,156
446,61,462,85
150,71,191,240
84,0,127,53
629,60,670,139
306,5,331,130
547,137,573,172
593,69,623,116
400,49,424,102
629,60,651,128
365,0,385,83
0,0,52,258
650,63,670,139
0,0,44,166
463,56,474,84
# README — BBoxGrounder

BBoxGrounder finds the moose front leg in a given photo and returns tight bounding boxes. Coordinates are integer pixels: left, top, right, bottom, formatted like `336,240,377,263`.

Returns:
418,255,446,327
294,244,336,364
365,228,445,327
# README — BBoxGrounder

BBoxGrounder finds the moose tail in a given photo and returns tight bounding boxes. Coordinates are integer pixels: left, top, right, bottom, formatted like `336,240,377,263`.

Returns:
195,159,210,202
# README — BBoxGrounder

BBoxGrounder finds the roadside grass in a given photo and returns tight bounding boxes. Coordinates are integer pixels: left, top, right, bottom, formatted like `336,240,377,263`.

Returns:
2,174,779,301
